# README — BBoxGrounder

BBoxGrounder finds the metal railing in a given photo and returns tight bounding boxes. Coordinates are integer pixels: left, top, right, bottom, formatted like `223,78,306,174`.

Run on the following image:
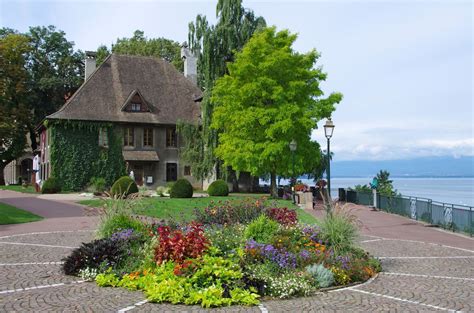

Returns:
344,189,473,237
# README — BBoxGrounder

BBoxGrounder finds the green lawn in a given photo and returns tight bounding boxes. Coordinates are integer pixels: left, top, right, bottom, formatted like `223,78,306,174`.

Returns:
0,185,38,194
0,202,43,224
78,195,318,224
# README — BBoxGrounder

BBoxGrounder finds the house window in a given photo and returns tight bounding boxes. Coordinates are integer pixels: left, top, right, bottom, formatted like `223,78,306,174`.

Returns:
131,103,141,112
124,127,134,146
166,163,177,181
143,128,153,147
184,166,191,176
166,127,177,147
99,128,108,147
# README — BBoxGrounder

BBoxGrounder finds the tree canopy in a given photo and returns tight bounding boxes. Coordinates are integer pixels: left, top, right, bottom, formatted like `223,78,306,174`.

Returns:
0,26,84,184
352,170,398,197
0,33,31,184
95,30,183,72
178,0,266,181
27,26,84,125
211,27,342,196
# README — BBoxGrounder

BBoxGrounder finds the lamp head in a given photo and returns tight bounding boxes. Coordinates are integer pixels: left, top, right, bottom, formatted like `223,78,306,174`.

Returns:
289,139,297,152
324,118,335,139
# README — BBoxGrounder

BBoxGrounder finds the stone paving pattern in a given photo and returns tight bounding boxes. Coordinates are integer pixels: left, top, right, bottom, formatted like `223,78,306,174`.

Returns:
0,231,473,312
1,189,473,312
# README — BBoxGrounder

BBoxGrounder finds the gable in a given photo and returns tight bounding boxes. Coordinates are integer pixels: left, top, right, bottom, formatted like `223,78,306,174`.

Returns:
121,89,151,113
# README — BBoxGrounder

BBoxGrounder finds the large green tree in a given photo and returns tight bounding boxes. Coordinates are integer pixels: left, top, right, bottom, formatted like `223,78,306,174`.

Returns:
0,33,31,184
27,26,84,125
0,26,84,184
95,30,183,71
178,0,266,181
211,27,342,197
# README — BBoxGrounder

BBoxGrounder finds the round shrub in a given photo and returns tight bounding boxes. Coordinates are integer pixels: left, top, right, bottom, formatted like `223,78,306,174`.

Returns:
41,177,61,194
110,176,138,198
207,179,229,196
170,179,193,198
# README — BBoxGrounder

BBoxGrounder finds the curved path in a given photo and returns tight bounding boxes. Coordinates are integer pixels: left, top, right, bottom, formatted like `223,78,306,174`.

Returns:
0,191,473,312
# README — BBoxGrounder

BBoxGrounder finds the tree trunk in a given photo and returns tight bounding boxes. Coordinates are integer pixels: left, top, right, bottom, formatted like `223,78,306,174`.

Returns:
270,172,278,198
0,163,6,186
250,175,259,193
228,168,239,193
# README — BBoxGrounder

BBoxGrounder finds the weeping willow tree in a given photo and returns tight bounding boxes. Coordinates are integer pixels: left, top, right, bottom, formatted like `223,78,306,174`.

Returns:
177,0,266,181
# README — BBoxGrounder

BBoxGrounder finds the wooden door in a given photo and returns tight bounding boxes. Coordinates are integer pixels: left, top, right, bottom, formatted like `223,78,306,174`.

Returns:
166,163,177,182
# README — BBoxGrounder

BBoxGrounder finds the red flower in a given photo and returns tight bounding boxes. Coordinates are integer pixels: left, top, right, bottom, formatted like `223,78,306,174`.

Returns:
154,222,209,265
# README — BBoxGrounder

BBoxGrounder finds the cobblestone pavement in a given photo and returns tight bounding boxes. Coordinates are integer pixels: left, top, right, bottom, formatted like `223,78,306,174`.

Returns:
0,192,473,313
0,230,472,312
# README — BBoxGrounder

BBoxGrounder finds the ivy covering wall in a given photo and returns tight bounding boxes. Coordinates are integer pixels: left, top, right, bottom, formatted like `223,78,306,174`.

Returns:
49,120,125,191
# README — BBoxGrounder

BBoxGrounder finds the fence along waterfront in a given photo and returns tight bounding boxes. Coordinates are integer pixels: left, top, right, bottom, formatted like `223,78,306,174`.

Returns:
344,189,473,237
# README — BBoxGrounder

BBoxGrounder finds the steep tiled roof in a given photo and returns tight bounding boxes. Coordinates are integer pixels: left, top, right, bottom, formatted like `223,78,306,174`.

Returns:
47,54,202,124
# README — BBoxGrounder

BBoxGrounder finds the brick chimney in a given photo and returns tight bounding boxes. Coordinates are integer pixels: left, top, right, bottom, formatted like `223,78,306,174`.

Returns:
180,42,197,85
85,51,97,81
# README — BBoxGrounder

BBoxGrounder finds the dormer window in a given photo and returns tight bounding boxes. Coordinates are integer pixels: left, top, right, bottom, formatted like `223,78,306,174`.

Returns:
122,89,151,113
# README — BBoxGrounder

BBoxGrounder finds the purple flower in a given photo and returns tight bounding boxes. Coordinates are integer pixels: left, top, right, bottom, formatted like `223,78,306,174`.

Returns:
245,240,297,269
336,255,351,270
299,249,311,259
302,226,322,243
110,229,135,241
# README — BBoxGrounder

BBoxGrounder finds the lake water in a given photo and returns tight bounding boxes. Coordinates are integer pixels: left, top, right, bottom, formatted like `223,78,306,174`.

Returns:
264,177,474,207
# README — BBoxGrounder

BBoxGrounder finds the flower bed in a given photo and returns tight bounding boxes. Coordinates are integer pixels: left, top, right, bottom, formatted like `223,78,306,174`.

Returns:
63,198,381,308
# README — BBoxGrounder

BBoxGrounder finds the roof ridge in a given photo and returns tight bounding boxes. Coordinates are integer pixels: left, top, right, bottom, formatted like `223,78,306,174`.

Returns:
111,53,169,63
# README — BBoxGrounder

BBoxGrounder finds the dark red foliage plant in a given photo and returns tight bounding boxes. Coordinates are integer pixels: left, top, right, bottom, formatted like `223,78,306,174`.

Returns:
154,222,209,265
266,207,297,226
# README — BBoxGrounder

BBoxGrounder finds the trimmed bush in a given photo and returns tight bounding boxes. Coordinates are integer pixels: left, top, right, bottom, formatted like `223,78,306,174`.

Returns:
41,177,61,194
110,176,138,198
170,179,193,198
207,179,229,196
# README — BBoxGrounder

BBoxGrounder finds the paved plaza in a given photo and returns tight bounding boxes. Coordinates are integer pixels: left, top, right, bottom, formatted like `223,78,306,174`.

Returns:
0,190,473,312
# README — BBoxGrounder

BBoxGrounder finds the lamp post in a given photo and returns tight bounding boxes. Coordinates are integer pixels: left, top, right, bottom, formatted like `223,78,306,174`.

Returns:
323,119,335,197
289,139,297,204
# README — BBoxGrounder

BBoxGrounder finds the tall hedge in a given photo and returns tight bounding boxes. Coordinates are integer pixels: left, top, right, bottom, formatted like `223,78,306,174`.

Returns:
49,121,125,191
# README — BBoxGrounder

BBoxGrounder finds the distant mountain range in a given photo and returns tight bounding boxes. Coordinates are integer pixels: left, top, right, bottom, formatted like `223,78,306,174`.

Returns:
331,156,474,177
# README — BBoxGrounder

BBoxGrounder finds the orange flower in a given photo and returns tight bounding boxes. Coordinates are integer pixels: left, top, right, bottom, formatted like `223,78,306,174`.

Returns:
129,271,140,280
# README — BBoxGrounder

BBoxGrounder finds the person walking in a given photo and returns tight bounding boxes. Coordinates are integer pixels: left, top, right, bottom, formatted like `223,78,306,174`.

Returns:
32,151,41,192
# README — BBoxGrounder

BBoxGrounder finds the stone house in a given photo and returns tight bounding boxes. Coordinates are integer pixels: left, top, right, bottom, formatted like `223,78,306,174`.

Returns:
37,49,202,190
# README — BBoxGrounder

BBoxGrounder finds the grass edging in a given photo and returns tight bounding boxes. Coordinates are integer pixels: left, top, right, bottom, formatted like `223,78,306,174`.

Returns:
0,202,43,225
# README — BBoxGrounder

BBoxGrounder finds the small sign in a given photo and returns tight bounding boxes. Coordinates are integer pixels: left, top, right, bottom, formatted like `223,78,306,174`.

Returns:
370,177,378,189
146,176,153,184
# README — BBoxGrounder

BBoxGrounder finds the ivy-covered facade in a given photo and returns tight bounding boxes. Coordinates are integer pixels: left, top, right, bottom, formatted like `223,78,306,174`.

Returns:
39,121,125,191
39,52,202,191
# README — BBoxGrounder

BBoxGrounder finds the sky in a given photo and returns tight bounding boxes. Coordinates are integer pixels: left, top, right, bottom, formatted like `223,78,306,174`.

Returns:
2,0,473,162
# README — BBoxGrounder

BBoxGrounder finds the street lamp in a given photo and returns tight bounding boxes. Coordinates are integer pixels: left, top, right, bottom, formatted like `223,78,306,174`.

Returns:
324,118,335,198
289,139,297,204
